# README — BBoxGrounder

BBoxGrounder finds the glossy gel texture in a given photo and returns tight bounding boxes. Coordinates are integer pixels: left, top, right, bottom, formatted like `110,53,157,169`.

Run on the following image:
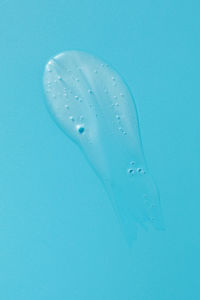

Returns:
43,51,164,243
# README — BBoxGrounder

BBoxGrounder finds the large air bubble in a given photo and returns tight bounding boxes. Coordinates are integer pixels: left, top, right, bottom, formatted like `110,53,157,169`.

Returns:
43,50,164,243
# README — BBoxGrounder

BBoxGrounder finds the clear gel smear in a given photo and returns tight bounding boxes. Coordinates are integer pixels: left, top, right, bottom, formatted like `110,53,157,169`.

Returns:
43,51,164,243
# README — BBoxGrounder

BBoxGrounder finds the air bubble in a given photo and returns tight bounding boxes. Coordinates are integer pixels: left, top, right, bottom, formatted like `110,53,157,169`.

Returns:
128,169,134,175
76,124,85,134
137,168,145,174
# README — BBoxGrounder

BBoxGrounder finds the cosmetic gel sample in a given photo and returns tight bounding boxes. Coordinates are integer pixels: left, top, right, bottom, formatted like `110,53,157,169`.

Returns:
43,51,164,242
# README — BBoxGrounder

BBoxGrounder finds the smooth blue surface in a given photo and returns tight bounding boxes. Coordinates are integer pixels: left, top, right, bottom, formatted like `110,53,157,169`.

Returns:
0,0,200,299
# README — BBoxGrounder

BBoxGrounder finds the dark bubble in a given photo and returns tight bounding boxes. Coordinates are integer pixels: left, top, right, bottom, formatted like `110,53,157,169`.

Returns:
128,168,134,175
76,124,85,134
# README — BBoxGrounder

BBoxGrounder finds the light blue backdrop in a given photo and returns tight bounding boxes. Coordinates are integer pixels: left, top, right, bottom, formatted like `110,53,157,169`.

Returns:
0,0,199,299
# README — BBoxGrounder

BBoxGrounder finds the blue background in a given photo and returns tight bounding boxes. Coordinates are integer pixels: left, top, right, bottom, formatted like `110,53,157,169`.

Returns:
0,0,199,299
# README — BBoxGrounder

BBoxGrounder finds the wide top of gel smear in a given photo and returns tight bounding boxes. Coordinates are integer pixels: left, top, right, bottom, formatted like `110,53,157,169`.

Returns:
43,50,164,243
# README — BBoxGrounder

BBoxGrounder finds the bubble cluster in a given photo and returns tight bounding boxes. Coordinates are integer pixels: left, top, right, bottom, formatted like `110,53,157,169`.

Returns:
127,161,146,177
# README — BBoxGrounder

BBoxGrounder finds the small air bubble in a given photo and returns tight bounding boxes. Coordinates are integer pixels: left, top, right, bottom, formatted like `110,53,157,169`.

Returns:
58,76,62,80
65,104,69,109
74,96,79,100
69,116,75,121
88,89,93,94
76,124,85,134
128,169,134,175
137,168,145,174
116,115,120,120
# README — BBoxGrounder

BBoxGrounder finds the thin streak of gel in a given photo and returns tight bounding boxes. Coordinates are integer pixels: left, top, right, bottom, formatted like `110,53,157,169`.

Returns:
43,51,164,243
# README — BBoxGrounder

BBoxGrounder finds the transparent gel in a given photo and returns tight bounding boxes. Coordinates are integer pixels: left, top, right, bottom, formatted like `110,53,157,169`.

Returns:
43,51,164,243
